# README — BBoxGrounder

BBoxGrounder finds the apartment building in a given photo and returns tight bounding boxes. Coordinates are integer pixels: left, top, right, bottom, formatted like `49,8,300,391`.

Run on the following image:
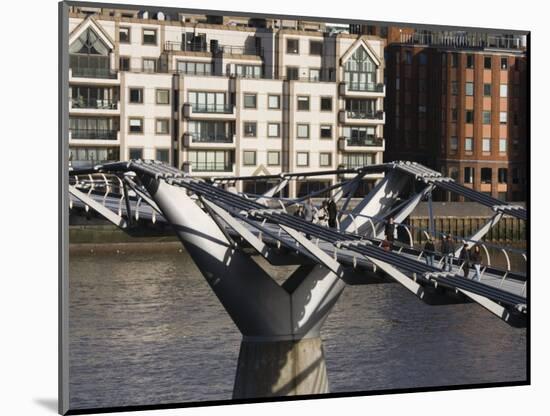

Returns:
67,7,386,198
382,29,528,201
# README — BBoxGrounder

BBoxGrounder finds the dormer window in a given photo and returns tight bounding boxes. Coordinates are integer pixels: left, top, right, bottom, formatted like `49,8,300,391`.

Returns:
344,46,378,91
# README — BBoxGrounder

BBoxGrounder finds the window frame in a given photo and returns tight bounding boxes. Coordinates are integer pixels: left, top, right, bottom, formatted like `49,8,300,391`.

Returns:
155,118,170,135
286,38,299,54
309,40,323,56
296,123,310,139
129,87,144,104
119,26,131,43
128,117,144,134
267,151,281,166
242,150,257,166
155,148,170,163
267,122,281,138
243,121,257,138
142,28,158,46
297,95,310,111
320,96,333,112
319,152,332,167
320,125,333,139
155,88,170,105
296,151,309,167
243,93,257,109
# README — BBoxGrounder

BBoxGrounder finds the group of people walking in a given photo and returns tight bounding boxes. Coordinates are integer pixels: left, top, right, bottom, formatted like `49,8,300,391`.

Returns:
423,234,483,281
294,197,338,229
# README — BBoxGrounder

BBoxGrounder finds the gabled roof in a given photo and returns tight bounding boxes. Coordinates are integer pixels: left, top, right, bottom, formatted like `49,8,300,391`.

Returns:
69,15,115,50
251,165,272,176
340,37,381,67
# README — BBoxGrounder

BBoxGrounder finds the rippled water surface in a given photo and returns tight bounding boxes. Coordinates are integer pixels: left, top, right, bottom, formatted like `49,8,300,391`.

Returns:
69,246,526,410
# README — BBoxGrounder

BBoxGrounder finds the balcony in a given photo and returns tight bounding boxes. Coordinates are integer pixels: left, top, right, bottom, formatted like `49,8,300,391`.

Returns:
182,161,235,176
339,82,385,97
183,132,236,148
69,68,120,85
69,98,119,115
69,129,119,145
164,41,263,57
400,32,526,50
339,110,385,125
183,103,236,120
338,136,385,151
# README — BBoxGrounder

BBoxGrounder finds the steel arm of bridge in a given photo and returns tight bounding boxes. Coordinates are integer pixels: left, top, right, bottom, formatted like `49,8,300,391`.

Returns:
453,212,504,257
69,185,127,228
341,170,411,234
255,178,289,206
123,176,162,214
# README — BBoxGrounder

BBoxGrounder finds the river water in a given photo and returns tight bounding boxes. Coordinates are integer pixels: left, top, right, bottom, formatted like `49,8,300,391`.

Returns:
69,245,527,410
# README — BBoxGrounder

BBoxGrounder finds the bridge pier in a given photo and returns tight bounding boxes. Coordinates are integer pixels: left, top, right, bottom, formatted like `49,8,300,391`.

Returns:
233,337,329,399
139,176,342,399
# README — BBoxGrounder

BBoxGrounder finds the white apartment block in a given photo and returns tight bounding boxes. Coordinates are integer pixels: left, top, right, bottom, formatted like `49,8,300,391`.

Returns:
67,7,386,198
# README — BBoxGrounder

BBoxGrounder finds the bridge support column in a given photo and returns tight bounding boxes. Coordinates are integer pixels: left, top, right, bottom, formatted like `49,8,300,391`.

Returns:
233,337,329,399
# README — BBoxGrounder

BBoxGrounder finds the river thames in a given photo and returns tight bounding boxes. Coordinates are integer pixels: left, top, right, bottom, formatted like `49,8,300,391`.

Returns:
69,245,526,410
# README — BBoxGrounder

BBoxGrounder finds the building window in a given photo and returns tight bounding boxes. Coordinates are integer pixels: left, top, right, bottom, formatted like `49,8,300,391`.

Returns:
451,53,458,68
296,152,309,167
465,137,473,152
188,91,227,112
484,56,492,69
320,97,332,111
309,68,320,81
243,122,257,137
143,58,156,72
310,40,323,55
120,56,130,71
268,123,280,138
297,124,310,138
177,61,213,76
156,149,169,163
243,151,257,166
142,28,157,45
297,96,310,111
499,138,507,153
419,53,427,65
501,57,508,69
319,152,332,167
482,137,491,152
119,27,130,43
500,111,508,124
156,89,170,105
155,118,170,134
450,136,458,151
405,51,412,64
320,125,332,139
498,168,508,184
451,81,458,95
500,84,508,97
189,150,233,172
234,64,262,79
129,148,143,159
466,54,474,68
483,83,491,96
481,168,492,184
129,118,143,133
451,108,458,122
464,167,474,184
465,82,474,96
267,151,280,166
129,88,143,104
286,66,299,80
466,110,474,124
483,111,491,124
286,38,299,54
243,93,257,109
268,95,280,109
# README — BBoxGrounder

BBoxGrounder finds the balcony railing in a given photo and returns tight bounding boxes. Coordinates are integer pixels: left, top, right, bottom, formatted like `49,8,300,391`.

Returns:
191,162,233,172
191,104,234,114
70,129,118,140
346,136,384,147
346,110,384,120
70,98,118,110
165,41,263,56
191,133,234,143
400,32,525,50
347,82,384,92
71,67,118,79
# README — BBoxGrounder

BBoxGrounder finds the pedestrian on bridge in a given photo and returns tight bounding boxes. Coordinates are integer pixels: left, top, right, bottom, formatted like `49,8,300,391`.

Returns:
471,245,483,281
304,198,314,222
441,234,455,272
294,205,305,218
423,236,435,266
328,198,338,229
384,217,396,248
458,242,471,278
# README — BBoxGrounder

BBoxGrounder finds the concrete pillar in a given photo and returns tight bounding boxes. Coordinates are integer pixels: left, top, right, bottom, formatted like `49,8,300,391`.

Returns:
233,337,329,399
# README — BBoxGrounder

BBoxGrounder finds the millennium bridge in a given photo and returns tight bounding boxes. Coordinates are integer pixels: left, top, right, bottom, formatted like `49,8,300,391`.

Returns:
68,160,527,399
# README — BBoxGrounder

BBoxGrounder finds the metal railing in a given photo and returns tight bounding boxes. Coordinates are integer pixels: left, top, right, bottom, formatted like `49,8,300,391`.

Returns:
191,103,234,114
70,67,118,79
347,82,384,92
70,129,118,140
345,110,384,120
70,98,118,110
165,41,263,56
191,162,233,172
190,133,234,143
400,32,525,50
345,136,384,147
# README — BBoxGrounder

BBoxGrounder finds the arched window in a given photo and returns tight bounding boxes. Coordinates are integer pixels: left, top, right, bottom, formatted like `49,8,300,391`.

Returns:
344,46,378,91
